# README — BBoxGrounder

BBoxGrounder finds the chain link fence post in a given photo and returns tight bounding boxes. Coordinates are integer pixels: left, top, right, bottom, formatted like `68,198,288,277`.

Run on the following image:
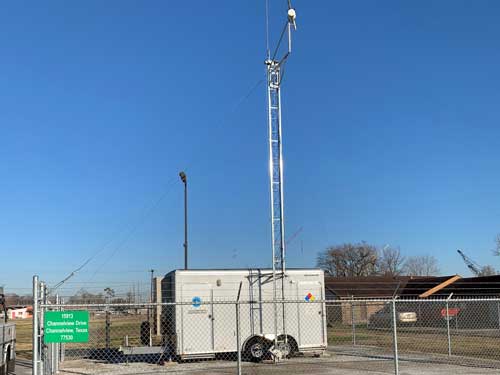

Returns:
497,299,500,331
54,294,59,374
236,281,243,374
105,306,111,350
236,302,242,375
40,281,46,375
48,291,55,374
391,299,399,375
446,294,453,357
351,297,356,346
60,297,65,364
32,276,39,375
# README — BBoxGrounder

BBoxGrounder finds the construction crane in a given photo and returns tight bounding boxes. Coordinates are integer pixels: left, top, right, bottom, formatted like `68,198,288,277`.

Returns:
457,249,482,276
265,0,297,359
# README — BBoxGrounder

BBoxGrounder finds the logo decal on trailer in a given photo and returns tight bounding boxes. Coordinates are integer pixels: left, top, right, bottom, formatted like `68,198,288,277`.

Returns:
192,296,202,308
304,293,315,302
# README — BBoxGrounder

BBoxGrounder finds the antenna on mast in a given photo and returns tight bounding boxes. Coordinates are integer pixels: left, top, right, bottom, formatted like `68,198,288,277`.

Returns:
265,0,297,360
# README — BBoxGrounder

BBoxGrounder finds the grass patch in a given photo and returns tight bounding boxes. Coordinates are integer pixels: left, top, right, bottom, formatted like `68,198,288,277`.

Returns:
328,323,500,362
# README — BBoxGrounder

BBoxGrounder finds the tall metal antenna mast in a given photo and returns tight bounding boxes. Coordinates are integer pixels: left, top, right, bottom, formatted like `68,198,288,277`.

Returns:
265,0,297,352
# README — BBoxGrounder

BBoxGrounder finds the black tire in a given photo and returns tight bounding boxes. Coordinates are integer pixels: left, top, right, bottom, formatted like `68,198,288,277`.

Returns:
244,337,270,362
7,359,14,374
6,347,14,374
277,335,298,358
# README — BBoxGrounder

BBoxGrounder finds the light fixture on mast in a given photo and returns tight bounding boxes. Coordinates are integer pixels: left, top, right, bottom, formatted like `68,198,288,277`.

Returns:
288,8,297,30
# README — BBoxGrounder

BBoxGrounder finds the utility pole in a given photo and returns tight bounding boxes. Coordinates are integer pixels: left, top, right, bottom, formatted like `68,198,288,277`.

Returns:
150,269,154,303
179,171,188,269
149,269,154,322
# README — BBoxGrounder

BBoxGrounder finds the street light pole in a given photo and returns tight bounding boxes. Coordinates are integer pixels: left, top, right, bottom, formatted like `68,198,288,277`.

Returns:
179,171,188,270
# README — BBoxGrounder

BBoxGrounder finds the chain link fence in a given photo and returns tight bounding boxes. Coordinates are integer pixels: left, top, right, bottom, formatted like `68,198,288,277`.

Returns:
326,297,500,373
29,277,500,375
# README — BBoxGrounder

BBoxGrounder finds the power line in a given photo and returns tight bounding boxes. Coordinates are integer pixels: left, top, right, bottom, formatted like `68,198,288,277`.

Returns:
49,77,266,288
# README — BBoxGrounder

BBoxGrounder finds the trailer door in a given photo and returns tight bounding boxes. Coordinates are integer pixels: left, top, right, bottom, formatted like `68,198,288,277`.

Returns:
181,283,214,354
297,281,325,348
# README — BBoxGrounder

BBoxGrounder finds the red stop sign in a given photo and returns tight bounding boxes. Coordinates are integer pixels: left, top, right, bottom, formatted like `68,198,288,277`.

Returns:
441,308,460,317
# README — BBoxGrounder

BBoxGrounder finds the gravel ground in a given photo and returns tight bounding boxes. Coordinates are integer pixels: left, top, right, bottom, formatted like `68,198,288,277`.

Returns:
13,359,32,375
55,353,500,375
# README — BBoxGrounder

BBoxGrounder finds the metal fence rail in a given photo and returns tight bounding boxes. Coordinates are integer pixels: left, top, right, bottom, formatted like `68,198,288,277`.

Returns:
30,277,500,375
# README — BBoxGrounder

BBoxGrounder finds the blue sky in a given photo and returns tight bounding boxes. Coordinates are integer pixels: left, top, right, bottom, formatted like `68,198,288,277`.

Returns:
2,1,500,295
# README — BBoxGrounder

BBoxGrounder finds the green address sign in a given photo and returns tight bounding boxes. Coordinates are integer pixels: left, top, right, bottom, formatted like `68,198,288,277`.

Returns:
44,310,89,343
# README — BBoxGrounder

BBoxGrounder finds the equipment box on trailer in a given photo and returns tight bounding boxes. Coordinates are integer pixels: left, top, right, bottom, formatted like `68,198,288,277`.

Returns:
161,269,326,361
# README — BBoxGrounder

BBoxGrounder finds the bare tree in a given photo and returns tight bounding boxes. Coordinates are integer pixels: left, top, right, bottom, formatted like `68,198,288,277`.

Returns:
316,242,379,277
378,246,405,276
494,234,500,256
69,289,105,304
104,287,115,298
403,255,440,276
479,265,497,276
3,294,32,307
126,291,134,303
104,287,115,304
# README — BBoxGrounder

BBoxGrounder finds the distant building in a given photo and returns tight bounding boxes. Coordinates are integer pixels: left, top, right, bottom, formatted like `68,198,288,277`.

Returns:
325,274,500,328
325,276,413,325
7,307,32,320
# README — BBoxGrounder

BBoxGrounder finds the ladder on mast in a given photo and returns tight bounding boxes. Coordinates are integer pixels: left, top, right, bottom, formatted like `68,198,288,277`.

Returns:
267,59,286,303
265,2,297,359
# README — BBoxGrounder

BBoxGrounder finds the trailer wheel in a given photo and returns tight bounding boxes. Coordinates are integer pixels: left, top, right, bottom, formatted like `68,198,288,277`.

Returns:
277,335,298,358
6,346,14,373
244,337,269,362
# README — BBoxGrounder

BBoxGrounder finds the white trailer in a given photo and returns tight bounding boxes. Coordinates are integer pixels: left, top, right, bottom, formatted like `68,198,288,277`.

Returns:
161,269,326,361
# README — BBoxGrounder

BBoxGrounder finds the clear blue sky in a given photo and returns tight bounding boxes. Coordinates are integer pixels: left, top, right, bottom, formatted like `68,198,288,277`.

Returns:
2,1,500,295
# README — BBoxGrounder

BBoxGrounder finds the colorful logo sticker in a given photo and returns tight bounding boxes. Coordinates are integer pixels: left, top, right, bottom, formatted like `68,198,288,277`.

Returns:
192,296,202,308
304,292,315,302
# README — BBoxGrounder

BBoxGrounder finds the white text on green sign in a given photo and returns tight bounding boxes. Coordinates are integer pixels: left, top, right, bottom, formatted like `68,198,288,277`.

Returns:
44,310,89,343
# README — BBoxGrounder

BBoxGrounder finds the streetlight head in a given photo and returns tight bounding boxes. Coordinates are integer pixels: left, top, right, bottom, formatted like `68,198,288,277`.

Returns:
179,171,187,183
